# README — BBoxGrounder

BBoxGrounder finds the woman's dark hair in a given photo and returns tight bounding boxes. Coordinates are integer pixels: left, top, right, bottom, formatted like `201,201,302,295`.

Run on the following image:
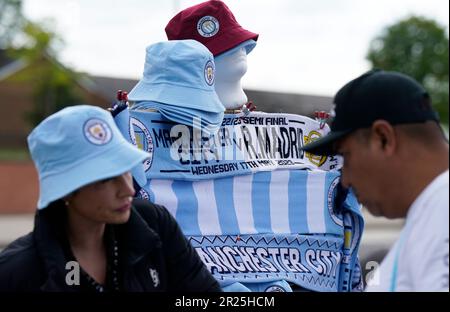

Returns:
37,200,68,234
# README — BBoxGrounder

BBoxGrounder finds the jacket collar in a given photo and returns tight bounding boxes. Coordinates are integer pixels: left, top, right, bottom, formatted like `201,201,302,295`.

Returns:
116,207,162,265
33,205,75,291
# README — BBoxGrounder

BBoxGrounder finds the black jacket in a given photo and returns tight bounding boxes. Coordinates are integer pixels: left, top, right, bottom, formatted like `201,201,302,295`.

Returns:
0,199,221,292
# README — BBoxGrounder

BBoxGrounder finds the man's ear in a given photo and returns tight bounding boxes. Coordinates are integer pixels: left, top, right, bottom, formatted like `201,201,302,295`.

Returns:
371,120,396,155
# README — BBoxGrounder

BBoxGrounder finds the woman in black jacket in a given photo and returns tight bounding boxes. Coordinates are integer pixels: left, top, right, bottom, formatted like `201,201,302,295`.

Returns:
0,105,220,292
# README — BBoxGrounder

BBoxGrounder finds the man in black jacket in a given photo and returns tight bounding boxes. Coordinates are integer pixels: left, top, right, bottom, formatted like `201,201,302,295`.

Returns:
0,105,220,292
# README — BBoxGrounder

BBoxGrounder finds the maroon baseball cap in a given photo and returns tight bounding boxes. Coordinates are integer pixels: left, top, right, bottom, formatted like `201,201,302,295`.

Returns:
165,0,259,56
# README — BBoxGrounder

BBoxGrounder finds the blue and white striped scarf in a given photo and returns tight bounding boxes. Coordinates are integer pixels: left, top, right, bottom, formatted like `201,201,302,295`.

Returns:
137,169,364,292
139,170,345,236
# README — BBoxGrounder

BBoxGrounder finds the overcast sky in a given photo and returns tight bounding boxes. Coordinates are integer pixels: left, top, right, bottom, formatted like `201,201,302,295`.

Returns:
23,0,449,96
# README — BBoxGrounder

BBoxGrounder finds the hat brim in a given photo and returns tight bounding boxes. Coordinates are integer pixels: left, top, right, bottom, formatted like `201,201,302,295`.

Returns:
37,140,150,209
217,39,257,58
210,26,259,56
135,101,224,123
302,130,352,156
128,82,225,113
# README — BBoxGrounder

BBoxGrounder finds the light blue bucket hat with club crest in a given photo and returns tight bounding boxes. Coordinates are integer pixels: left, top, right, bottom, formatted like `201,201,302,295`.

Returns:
27,105,151,209
128,39,225,114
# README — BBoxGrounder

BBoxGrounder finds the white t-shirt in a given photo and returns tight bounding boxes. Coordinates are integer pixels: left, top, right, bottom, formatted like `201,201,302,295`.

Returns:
366,170,449,292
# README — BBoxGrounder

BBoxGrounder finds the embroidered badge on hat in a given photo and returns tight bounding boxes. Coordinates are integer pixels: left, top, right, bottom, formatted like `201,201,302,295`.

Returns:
197,15,219,37
83,118,112,145
204,60,215,86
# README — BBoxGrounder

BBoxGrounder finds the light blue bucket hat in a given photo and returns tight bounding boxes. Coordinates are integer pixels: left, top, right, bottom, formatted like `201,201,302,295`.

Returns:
216,39,257,59
128,40,225,113
27,105,151,209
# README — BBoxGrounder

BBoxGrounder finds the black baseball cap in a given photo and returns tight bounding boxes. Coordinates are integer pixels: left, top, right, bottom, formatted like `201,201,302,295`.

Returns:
302,69,440,156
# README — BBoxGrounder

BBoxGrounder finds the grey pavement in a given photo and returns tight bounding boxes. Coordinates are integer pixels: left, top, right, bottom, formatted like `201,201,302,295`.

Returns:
0,214,34,251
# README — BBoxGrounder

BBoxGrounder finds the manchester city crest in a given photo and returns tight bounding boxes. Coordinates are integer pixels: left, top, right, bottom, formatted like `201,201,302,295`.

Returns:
131,117,154,171
83,118,112,145
327,175,344,227
204,60,215,86
197,15,220,37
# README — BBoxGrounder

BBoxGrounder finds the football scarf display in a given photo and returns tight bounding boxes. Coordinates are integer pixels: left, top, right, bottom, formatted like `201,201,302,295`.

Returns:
113,106,364,291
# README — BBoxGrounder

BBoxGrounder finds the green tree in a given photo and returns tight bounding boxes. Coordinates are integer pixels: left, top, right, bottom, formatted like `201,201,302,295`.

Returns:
2,0,84,126
0,0,24,48
367,16,449,124
15,22,83,126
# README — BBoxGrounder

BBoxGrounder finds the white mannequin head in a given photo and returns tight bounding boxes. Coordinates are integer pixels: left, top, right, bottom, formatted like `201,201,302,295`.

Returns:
214,41,253,110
